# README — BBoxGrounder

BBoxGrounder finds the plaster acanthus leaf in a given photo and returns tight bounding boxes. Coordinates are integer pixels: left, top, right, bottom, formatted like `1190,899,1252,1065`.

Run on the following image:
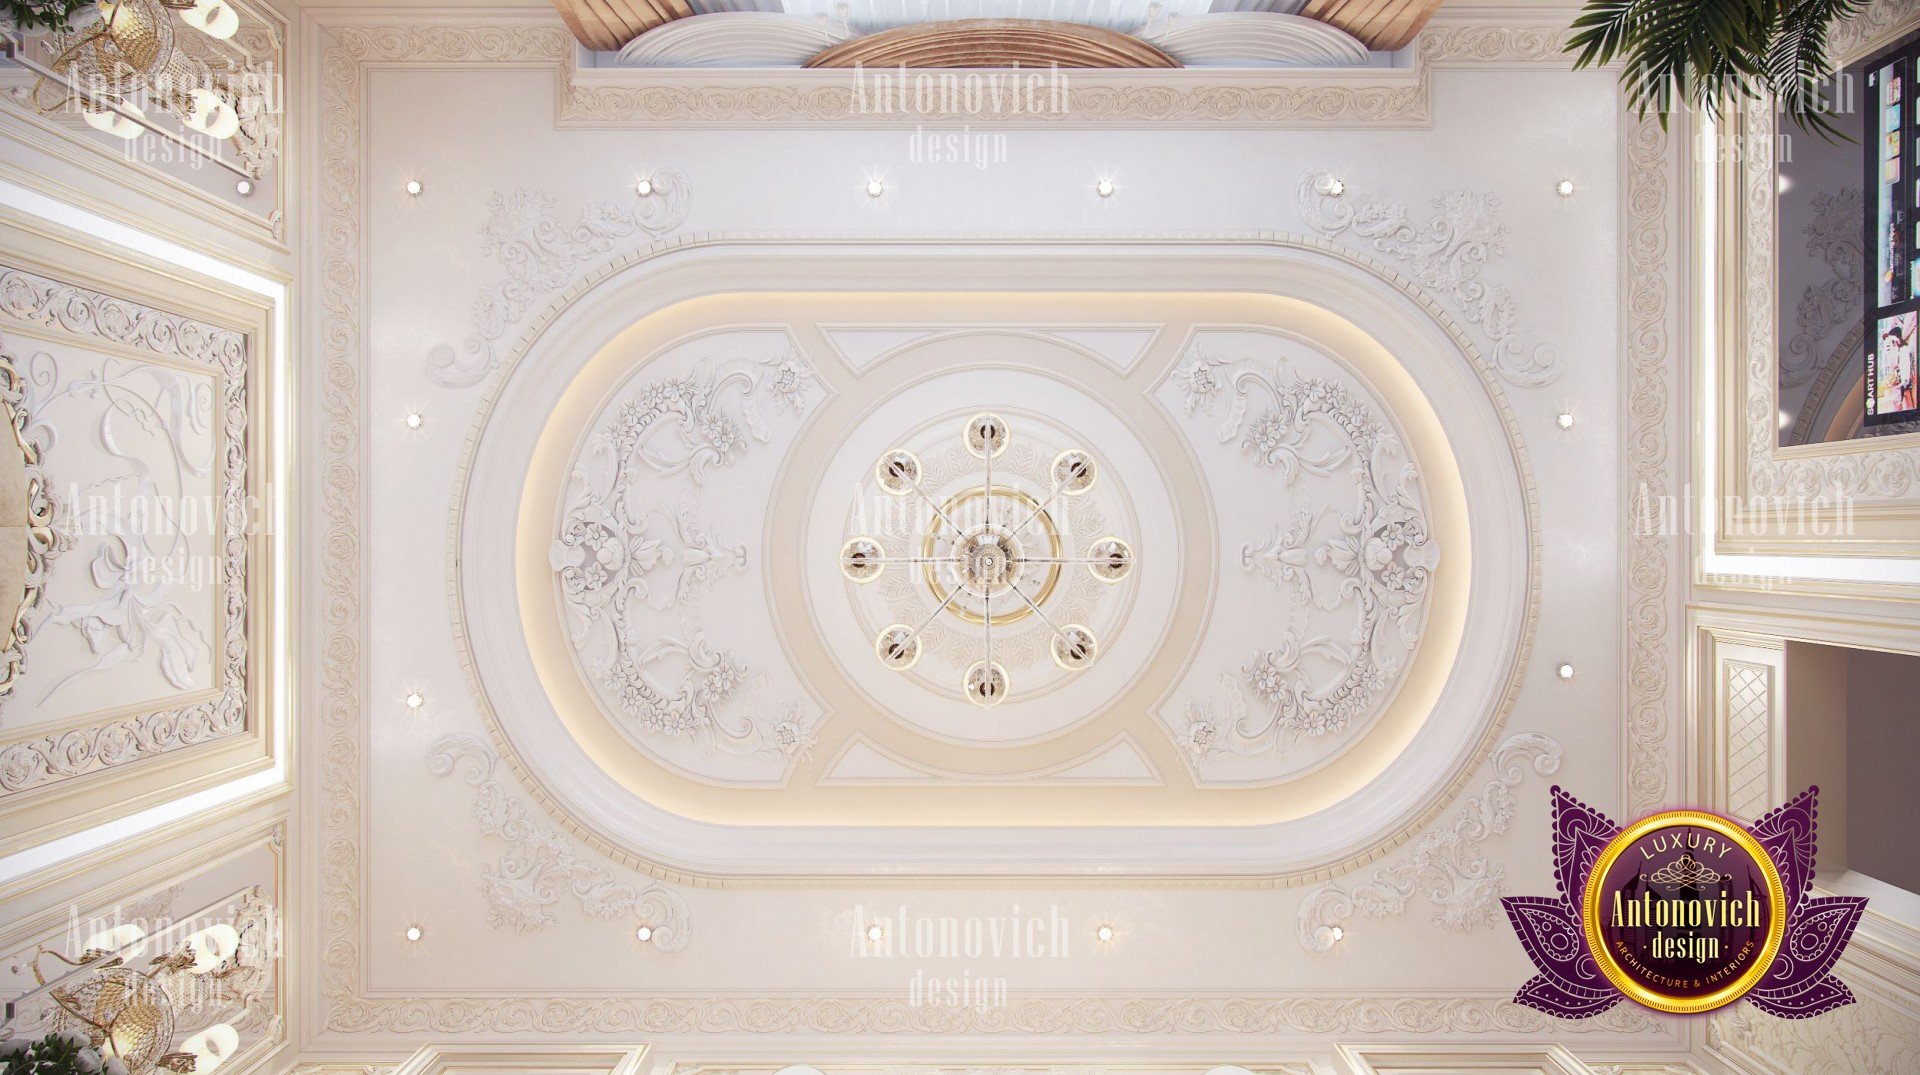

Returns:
1175,352,1436,760
0,267,249,797
426,176,693,389
1296,170,1563,388
428,734,692,948
1782,187,1863,389
1296,732,1562,951
1709,991,1920,1074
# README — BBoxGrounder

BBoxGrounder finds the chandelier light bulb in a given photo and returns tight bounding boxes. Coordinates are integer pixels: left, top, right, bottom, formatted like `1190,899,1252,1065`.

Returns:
1087,537,1134,583
1051,448,1097,495
964,412,1010,458
184,924,242,974
1051,624,1098,670
875,624,922,671
841,537,885,582
963,659,1009,708
179,1023,240,1073
183,88,240,140
875,448,922,495
181,0,240,40
83,103,145,140
1557,662,1575,680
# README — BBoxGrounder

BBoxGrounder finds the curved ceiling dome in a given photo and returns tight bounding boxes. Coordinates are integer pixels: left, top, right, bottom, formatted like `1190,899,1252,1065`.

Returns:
454,243,1535,880
617,13,853,68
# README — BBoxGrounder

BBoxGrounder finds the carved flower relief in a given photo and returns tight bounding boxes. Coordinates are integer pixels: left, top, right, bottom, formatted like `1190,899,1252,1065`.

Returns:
551,351,820,765
1173,352,1437,762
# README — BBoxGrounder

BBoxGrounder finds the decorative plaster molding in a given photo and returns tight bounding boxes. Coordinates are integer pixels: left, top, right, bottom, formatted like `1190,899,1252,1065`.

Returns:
0,265,250,796
0,334,57,699
1173,351,1437,762
1297,170,1564,388
426,180,692,389
1829,0,1920,67
1708,992,1920,1074
1296,732,1561,951
323,989,1662,1036
428,734,692,947
1622,109,1677,816
1415,23,1575,65
1782,187,1862,390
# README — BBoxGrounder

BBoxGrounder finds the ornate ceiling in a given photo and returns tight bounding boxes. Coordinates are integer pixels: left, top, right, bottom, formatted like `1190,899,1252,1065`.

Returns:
451,258,1536,877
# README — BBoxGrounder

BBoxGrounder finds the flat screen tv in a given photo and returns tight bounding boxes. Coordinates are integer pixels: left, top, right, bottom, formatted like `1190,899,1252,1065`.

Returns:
1866,31,1920,426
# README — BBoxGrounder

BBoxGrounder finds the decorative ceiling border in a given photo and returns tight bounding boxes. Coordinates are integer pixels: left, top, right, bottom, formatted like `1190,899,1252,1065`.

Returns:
319,12,1576,131
310,11,1678,1042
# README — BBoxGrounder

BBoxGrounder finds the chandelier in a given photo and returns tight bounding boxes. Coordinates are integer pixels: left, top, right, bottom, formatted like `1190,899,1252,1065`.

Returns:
7,0,275,179
839,413,1134,707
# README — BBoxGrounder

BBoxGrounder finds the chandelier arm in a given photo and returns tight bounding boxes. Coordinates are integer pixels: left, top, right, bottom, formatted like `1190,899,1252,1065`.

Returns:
872,556,963,565
907,479,965,533
907,585,964,639
1006,582,1073,643
1003,485,1066,538
984,438,994,530
1013,556,1111,564
984,589,991,665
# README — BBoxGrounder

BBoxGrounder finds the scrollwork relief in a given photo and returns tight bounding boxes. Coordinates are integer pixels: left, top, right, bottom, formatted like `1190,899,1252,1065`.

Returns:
428,734,692,948
1782,187,1862,389
426,177,693,389
553,352,820,763
0,334,58,699
1296,732,1562,951
1175,352,1436,761
1296,170,1564,388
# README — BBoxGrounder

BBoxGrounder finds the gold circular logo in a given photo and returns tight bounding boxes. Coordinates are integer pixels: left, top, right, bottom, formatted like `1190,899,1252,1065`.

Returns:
1581,810,1788,1014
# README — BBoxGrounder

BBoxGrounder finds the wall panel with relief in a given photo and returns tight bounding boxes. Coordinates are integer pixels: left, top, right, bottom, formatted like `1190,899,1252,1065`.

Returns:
1866,34,1920,430
0,212,282,857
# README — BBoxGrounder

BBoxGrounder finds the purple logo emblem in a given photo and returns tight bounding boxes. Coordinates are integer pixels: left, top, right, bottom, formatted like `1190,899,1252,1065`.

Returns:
1502,786,1866,1017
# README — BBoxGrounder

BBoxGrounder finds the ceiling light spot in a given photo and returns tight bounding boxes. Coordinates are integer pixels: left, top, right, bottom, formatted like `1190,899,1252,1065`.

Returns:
405,179,424,197
1557,663,1575,680
1556,179,1576,197
405,411,425,430
636,924,654,942
636,177,654,197
405,690,425,709
1095,924,1115,942
1556,411,1575,429
235,179,254,197
405,925,423,942
866,178,886,198
1096,178,1115,198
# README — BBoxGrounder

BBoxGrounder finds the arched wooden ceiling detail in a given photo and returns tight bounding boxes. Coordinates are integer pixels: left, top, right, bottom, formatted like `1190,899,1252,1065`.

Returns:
803,19,1181,70
549,0,1445,58
1298,0,1443,51
551,0,696,52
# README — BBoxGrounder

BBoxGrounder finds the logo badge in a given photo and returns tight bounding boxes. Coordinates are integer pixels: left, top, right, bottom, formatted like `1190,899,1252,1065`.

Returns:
1504,786,1866,1018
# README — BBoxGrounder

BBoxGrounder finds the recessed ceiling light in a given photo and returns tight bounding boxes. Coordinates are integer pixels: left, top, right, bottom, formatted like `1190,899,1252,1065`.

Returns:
405,179,423,197
1556,411,1575,429
1328,925,1345,942
235,179,254,196
636,177,653,197
1320,176,1345,197
1095,924,1115,942
1557,663,1575,680
405,925,423,942
405,411,425,430
865,178,886,198
635,924,654,942
866,923,884,943
1096,178,1115,198
1556,179,1576,197
405,690,425,709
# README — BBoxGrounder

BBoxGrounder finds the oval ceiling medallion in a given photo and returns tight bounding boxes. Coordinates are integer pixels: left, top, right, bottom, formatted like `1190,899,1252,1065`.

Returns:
803,19,1181,70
